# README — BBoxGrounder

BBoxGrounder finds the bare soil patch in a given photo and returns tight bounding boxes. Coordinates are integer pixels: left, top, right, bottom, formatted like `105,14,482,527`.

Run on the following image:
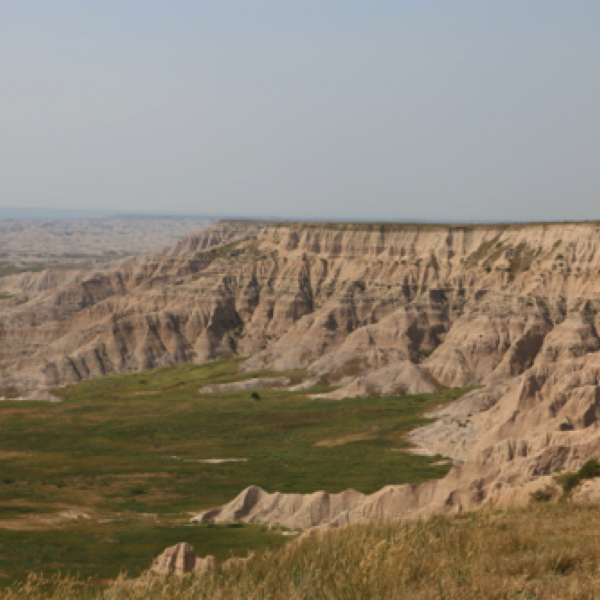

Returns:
314,427,380,447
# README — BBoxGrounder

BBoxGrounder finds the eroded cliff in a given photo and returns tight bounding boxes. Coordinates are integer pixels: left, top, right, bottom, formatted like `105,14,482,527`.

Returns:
3,219,599,392
3,219,600,518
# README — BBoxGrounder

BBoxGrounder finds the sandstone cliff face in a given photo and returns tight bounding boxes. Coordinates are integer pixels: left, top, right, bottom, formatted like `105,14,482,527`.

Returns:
3,219,600,395
4,219,600,520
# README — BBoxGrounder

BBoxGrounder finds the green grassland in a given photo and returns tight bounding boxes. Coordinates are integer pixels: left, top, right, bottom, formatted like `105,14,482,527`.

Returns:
0,359,469,584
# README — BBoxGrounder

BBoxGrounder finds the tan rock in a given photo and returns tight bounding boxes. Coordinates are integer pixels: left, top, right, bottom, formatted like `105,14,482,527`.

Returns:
310,362,438,399
572,478,600,504
149,542,216,577
191,485,366,528
148,542,254,578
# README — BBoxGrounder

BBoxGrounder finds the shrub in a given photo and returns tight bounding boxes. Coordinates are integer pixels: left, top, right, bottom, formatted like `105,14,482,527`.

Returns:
557,472,583,494
530,486,555,502
556,459,600,495
1,386,20,399
578,459,600,480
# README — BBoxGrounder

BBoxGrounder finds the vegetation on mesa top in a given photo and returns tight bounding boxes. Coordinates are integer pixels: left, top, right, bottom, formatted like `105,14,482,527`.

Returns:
0,359,469,585
216,217,600,231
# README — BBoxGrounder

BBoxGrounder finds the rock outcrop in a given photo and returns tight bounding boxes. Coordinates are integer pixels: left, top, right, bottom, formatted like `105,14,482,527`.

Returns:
309,363,438,399
192,486,366,528
149,543,215,577
148,542,254,577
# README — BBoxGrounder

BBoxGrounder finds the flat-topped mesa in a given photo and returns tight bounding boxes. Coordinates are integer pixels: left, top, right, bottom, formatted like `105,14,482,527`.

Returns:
213,218,600,266
3,218,600,395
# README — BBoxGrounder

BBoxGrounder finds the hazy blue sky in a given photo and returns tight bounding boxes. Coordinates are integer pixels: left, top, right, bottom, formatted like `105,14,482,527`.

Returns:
1,1,599,222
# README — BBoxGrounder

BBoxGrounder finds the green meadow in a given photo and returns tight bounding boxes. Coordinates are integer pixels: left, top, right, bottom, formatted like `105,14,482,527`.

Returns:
0,359,469,584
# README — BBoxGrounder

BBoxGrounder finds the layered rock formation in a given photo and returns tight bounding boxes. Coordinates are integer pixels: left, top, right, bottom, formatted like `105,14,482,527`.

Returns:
5,219,600,395
148,542,254,577
149,543,216,577
4,218,600,519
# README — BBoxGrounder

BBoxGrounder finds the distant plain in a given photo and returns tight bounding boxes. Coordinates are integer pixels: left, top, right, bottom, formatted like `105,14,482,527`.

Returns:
0,216,214,276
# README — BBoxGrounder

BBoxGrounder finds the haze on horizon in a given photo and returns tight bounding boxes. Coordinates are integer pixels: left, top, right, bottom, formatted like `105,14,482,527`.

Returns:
1,1,599,223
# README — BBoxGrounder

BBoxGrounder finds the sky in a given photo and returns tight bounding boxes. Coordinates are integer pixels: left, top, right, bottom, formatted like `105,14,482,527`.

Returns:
1,1,600,223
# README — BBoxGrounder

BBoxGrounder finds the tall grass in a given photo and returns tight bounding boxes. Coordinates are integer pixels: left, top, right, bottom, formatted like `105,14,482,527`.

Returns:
4,501,600,599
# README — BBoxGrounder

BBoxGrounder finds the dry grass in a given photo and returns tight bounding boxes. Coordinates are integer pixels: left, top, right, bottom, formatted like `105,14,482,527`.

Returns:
5,501,600,599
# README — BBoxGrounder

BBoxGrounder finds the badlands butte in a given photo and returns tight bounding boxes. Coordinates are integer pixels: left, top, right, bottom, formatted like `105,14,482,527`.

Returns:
3,219,600,527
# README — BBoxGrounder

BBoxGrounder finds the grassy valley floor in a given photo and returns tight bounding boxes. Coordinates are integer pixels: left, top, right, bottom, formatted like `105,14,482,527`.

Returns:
0,360,468,585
